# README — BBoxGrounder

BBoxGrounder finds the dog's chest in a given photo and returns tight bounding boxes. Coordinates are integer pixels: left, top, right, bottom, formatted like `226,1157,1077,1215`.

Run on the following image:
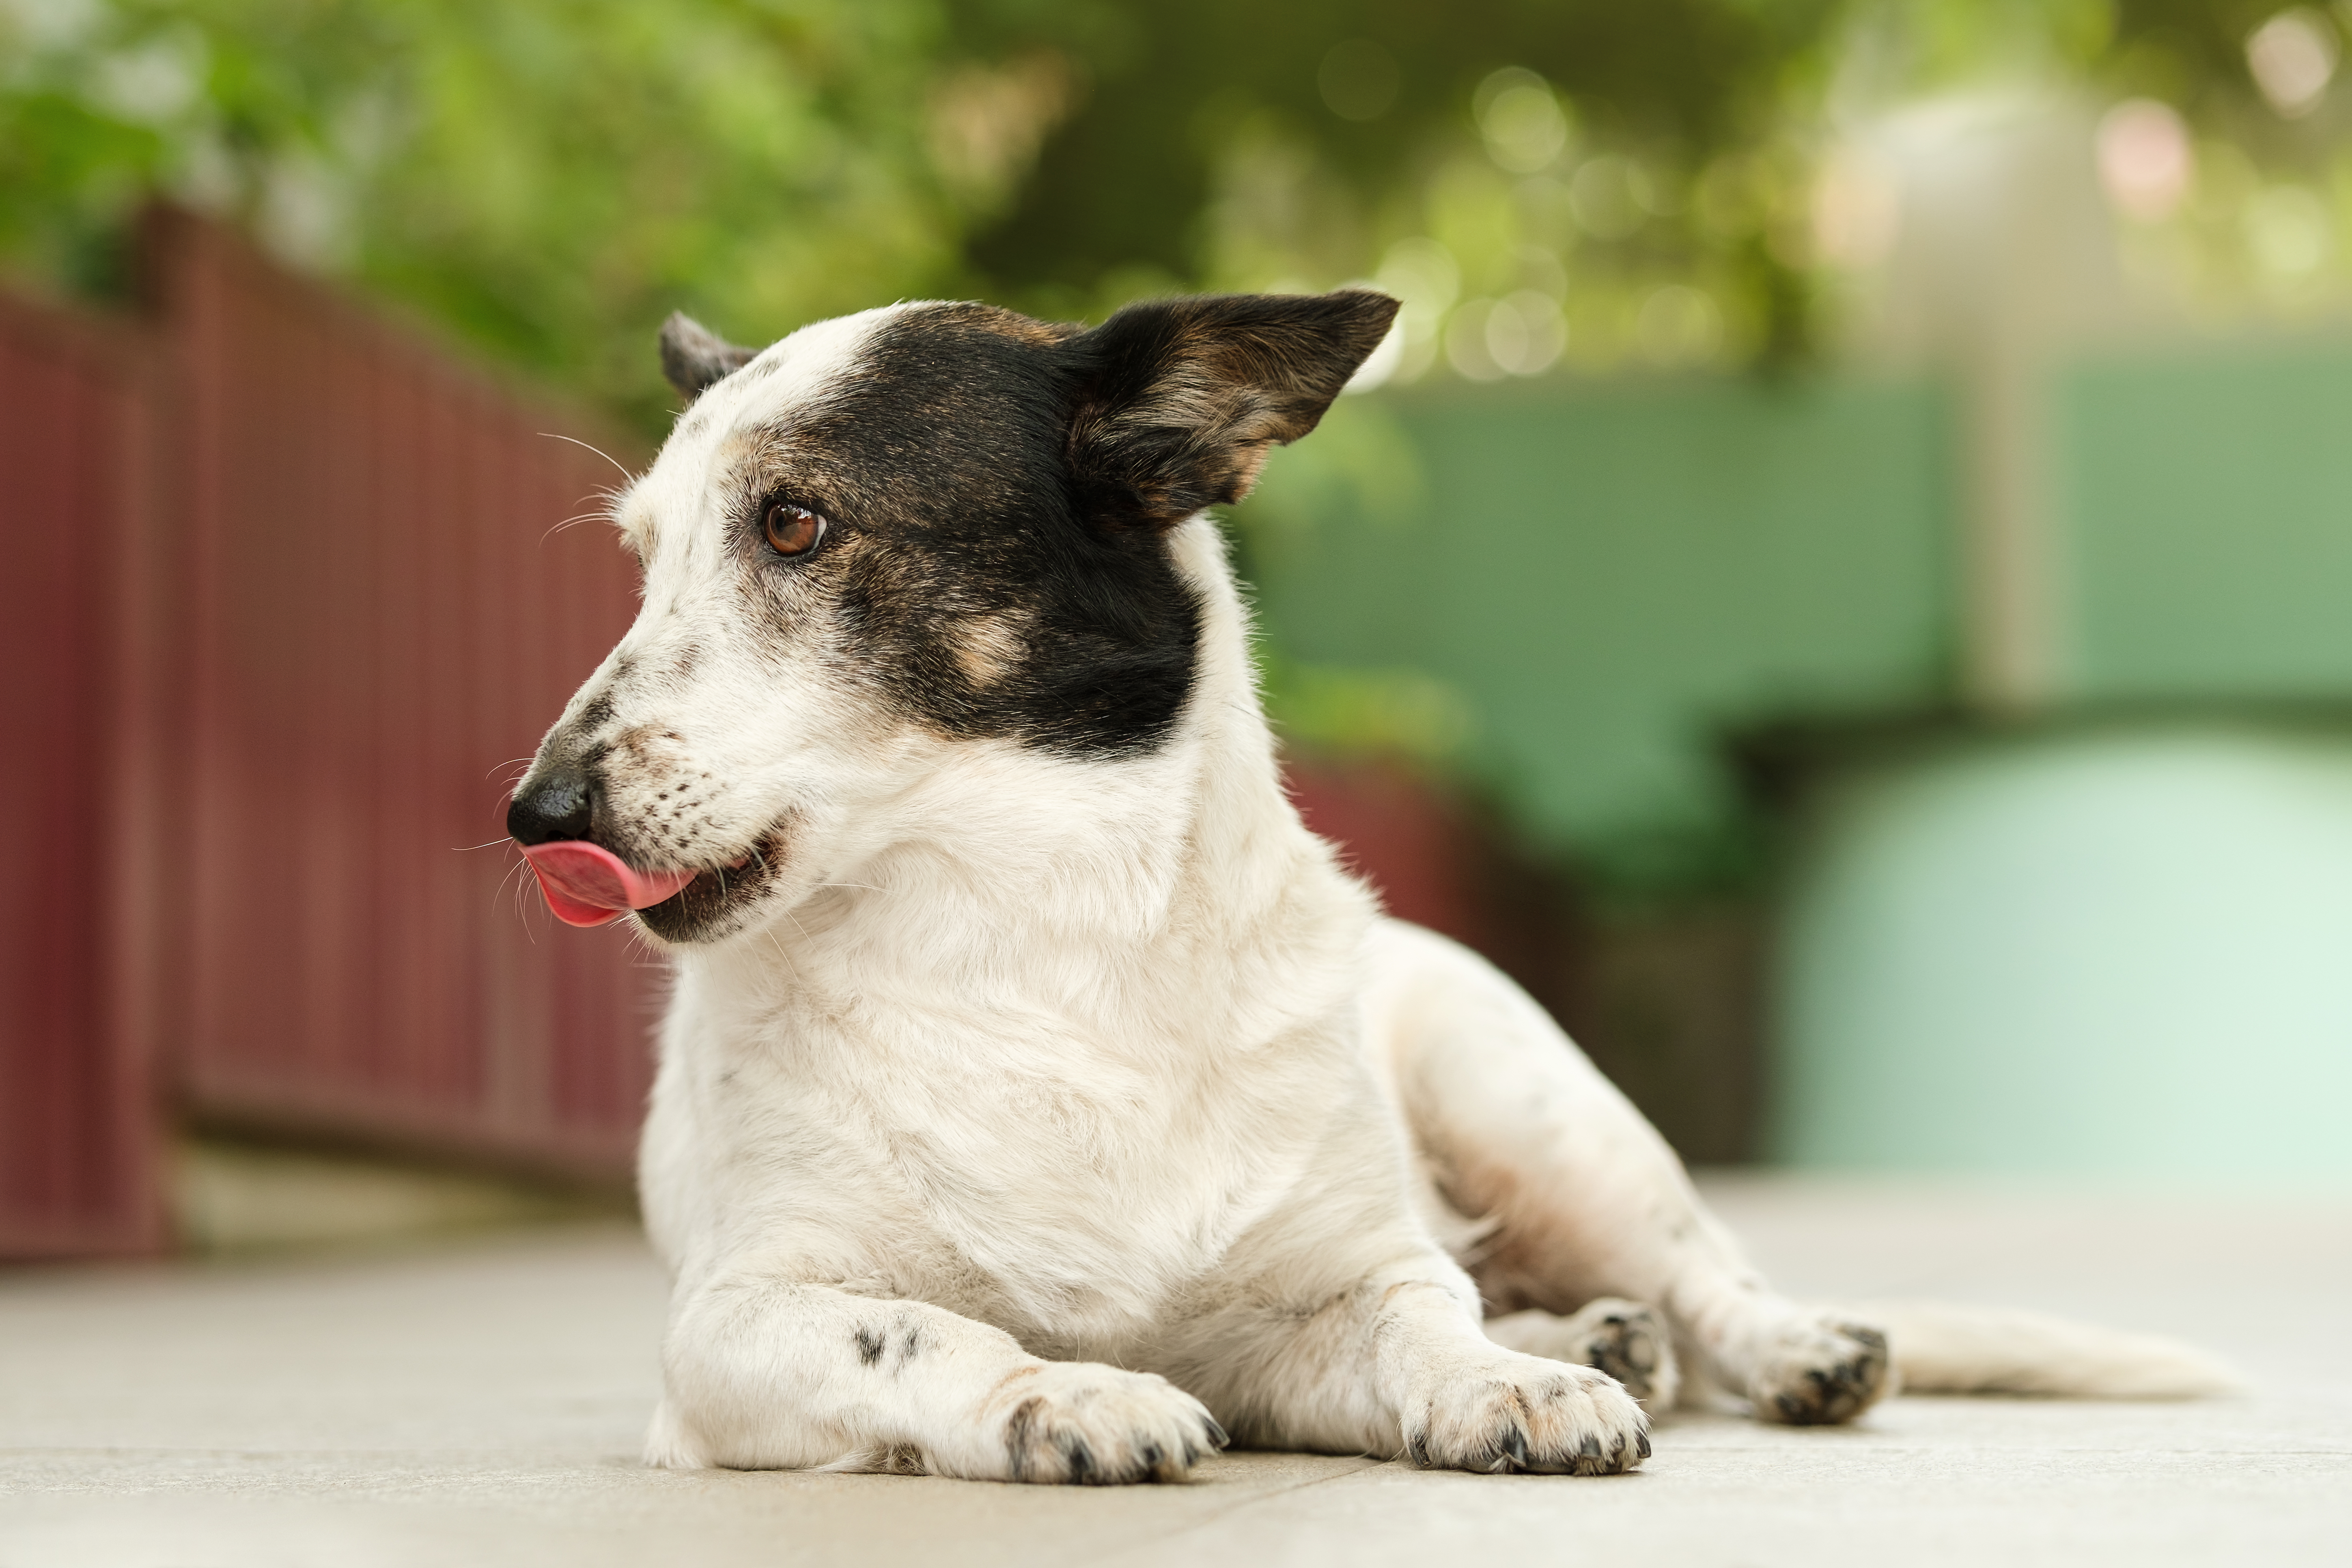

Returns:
675,987,1346,1342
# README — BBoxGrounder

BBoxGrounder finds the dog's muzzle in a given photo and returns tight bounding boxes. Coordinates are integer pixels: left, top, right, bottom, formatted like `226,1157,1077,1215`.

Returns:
508,762,693,927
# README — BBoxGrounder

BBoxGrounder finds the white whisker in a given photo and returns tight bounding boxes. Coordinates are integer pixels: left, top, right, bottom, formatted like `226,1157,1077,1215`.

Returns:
542,511,613,543
538,430,637,483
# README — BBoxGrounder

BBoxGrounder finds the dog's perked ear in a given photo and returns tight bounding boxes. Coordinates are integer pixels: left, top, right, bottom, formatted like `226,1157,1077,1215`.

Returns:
659,312,758,401
1062,290,1400,532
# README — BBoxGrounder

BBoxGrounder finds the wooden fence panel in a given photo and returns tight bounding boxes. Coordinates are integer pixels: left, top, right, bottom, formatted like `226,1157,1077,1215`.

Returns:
0,291,168,1256
147,210,660,1179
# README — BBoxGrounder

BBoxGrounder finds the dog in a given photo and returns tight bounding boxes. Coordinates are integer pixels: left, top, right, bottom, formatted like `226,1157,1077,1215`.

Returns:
506,289,2235,1481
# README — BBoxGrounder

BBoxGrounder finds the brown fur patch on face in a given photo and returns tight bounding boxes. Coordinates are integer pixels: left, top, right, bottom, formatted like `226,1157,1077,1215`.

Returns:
953,611,1030,686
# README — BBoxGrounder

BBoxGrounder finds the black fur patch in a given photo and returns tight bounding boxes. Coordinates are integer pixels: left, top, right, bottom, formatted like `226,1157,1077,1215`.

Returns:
1004,1396,1047,1482
731,291,1396,759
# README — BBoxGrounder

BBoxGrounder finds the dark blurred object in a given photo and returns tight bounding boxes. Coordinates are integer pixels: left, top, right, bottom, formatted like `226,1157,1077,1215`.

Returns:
1288,758,1761,1163
0,288,168,1259
2,210,659,1257
1553,901,1764,1167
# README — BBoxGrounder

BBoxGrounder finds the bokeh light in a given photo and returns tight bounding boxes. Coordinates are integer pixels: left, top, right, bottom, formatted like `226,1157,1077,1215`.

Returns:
2246,7,2339,118
1475,67,1570,175
2097,99,2194,223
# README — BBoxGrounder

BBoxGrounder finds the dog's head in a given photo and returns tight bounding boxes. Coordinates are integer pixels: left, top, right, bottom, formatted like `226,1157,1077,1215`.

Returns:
507,290,1397,944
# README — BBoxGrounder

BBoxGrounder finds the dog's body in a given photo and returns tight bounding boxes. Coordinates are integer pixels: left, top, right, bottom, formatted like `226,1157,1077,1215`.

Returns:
510,292,2231,1482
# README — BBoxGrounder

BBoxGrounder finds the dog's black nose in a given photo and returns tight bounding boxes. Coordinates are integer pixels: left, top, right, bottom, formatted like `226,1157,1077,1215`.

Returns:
507,765,599,846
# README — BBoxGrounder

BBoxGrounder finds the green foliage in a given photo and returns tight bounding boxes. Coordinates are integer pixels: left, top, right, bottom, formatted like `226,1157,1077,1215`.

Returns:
0,0,1864,416
1259,657,1478,764
0,0,976,426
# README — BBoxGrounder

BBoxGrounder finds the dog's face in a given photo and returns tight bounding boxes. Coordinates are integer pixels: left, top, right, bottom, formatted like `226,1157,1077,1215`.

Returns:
508,291,1397,944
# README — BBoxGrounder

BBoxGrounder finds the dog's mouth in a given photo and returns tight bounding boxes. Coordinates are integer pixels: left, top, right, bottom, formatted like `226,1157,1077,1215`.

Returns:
634,844,784,943
520,839,780,939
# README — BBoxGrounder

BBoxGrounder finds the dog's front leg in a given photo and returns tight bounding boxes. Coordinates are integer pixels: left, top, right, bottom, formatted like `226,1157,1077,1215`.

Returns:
647,1271,1225,1481
1367,1265,1652,1475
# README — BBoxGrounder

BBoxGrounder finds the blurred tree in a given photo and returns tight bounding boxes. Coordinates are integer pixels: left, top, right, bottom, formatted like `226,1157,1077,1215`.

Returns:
4,0,2351,420
954,0,1842,370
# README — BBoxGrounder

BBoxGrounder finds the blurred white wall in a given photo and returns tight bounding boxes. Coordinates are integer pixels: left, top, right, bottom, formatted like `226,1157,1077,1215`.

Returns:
1833,91,2131,711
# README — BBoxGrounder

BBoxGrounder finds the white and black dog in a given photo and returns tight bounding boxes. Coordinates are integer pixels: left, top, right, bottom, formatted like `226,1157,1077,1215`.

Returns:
507,290,2231,1482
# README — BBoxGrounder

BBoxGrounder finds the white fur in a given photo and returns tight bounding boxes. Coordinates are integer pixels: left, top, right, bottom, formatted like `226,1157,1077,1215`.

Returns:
1846,1302,2243,1399
532,308,2229,1483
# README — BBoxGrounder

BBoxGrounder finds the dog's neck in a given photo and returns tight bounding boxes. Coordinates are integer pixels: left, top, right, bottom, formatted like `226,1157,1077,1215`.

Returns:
675,520,1371,1049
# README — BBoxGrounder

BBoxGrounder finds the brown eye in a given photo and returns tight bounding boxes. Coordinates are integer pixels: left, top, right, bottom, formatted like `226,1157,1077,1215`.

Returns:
762,500,825,557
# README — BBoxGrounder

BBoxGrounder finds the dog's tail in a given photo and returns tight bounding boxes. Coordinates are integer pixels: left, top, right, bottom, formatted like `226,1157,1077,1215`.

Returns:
1839,1300,2243,1399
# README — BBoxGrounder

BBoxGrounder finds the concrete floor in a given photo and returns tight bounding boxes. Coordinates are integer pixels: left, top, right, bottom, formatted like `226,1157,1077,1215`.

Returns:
3,1176,2347,1567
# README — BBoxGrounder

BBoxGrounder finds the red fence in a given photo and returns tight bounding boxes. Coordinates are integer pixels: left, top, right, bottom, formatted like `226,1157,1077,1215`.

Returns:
150,211,659,1180
2,212,659,1256
0,291,167,1256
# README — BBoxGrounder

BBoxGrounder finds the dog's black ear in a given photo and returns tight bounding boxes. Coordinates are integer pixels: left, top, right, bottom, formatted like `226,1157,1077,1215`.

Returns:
659,312,757,401
1062,290,1400,531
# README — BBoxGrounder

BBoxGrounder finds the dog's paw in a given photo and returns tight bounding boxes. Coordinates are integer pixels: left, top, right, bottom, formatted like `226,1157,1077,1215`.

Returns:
1746,1315,1892,1426
966,1362,1226,1485
1571,1300,1680,1413
1403,1350,1650,1476
1488,1299,1681,1412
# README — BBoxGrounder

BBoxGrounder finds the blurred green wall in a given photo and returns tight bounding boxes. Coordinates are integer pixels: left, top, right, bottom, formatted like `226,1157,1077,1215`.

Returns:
2060,342,2352,699
1246,377,1956,885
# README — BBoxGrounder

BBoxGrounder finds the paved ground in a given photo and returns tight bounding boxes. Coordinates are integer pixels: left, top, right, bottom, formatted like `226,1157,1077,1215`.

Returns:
3,1176,2347,1567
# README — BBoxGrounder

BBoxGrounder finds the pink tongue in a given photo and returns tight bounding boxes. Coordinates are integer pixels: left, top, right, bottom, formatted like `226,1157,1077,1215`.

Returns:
521,841,698,928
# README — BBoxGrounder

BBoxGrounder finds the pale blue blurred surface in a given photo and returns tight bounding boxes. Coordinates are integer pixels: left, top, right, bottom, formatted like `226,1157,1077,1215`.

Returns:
1774,727,2352,1180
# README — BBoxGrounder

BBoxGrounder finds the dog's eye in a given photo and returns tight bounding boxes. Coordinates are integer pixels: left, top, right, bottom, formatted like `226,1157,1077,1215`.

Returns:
762,501,825,558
